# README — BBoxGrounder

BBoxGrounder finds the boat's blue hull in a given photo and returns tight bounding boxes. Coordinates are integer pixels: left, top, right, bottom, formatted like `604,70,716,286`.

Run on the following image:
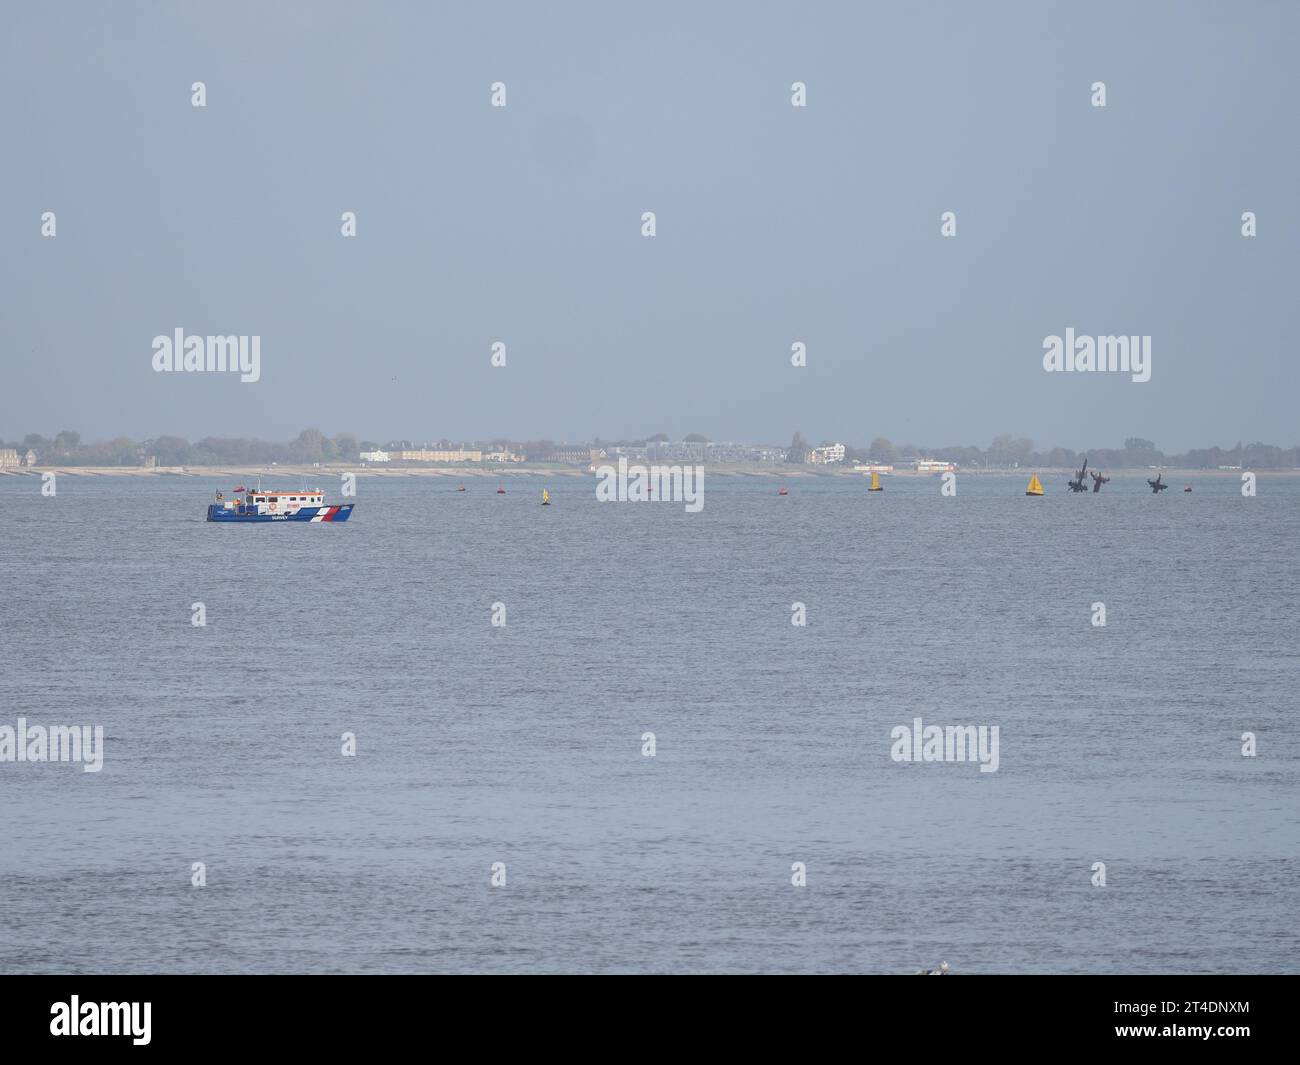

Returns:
207,504,354,522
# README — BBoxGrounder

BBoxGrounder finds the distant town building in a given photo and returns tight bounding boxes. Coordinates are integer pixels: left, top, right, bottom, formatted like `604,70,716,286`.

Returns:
484,449,524,463
390,449,481,463
807,443,846,465
548,445,601,465
853,463,894,474
646,441,705,463
359,449,391,463
142,455,157,468
642,441,785,464
915,459,956,472
700,441,747,463
703,441,785,464
604,445,649,462
0,448,18,469
23,449,37,467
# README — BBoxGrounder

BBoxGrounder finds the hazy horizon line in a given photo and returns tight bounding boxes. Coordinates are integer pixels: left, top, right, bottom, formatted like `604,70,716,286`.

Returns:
4,427,1296,459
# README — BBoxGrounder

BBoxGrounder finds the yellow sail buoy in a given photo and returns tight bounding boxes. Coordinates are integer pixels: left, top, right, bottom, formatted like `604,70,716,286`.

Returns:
868,470,883,492
541,488,550,506
1025,473,1044,496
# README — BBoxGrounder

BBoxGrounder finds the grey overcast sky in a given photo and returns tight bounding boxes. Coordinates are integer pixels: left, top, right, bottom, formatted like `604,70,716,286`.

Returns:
2,0,1296,451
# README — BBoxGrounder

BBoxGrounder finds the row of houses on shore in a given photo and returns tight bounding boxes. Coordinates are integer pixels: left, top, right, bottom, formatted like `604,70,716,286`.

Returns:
356,440,958,471
4,441,958,472
0,449,38,468
360,442,791,466
360,448,525,464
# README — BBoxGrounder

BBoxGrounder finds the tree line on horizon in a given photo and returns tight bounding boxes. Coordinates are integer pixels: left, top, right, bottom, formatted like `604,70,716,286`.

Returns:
3,428,1298,470
785,433,1298,471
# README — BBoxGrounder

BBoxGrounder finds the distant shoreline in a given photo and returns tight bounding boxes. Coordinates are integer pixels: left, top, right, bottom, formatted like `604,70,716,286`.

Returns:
1,465,1292,479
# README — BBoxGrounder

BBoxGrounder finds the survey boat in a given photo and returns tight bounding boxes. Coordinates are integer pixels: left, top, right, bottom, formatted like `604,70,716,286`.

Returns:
207,486,353,522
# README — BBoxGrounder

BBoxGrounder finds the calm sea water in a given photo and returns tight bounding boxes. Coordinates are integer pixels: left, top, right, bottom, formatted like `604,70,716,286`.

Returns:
1,472,1296,974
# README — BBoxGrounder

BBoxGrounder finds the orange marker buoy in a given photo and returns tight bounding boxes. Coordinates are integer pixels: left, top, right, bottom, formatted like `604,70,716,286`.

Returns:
778,487,788,496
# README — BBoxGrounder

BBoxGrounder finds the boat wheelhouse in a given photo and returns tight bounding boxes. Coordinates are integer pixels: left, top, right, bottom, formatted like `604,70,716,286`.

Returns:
207,485,354,522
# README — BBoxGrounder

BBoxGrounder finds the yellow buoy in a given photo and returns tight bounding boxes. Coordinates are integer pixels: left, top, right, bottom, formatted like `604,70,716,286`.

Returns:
868,471,883,492
541,488,550,506
1025,473,1044,496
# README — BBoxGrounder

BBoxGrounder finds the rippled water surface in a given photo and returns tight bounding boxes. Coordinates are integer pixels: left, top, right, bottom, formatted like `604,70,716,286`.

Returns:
1,472,1296,973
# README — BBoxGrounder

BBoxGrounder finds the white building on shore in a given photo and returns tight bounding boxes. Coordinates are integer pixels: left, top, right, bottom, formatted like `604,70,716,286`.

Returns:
807,443,846,465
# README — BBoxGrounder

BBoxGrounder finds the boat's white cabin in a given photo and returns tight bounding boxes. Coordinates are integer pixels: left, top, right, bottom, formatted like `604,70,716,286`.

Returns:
244,490,324,514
